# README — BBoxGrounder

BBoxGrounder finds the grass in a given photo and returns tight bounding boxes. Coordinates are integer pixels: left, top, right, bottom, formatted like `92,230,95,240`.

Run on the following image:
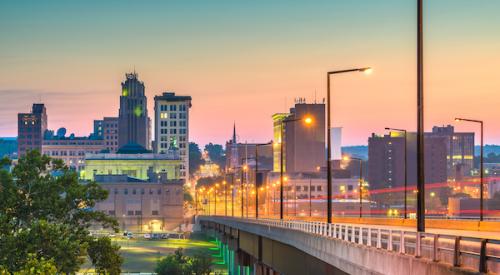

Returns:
80,233,227,273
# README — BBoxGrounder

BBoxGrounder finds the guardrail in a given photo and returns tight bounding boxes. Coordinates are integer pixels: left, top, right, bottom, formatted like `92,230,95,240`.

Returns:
201,216,500,274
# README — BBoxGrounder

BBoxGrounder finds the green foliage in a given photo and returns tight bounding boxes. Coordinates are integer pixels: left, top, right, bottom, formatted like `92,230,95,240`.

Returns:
87,237,123,275
16,254,57,275
204,143,226,168
183,185,193,202
189,142,203,175
155,248,212,275
0,150,121,273
190,251,212,275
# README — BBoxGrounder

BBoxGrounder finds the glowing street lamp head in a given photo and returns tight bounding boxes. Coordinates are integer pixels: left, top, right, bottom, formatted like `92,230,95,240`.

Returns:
360,67,373,75
455,118,461,122
243,165,248,171
304,117,313,124
342,155,351,162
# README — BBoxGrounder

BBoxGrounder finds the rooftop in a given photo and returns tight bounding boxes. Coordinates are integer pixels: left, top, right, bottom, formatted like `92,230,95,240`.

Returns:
154,92,192,103
116,143,152,154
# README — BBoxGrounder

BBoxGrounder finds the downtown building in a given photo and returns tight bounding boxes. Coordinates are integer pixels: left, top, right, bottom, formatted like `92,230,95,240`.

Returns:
17,103,47,157
83,143,182,181
92,174,184,232
93,117,119,153
154,92,192,182
225,124,274,188
368,125,475,195
42,127,104,171
368,132,449,193
118,72,151,150
430,125,475,178
272,100,325,173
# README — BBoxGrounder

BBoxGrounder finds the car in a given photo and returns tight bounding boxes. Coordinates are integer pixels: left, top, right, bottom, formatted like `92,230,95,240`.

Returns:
126,232,133,239
143,233,151,239
109,233,116,237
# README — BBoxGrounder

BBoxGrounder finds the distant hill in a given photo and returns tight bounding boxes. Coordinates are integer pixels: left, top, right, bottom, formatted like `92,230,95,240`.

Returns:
476,145,500,156
341,146,368,160
0,137,17,158
341,145,500,160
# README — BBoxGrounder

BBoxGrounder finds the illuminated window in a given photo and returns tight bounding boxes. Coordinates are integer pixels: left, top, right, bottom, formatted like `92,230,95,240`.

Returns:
160,112,168,119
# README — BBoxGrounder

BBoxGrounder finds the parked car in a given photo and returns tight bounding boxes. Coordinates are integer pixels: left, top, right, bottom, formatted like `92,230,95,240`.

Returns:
143,233,151,239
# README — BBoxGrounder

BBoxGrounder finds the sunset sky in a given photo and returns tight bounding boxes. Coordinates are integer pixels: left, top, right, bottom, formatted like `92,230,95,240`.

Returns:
1,0,499,146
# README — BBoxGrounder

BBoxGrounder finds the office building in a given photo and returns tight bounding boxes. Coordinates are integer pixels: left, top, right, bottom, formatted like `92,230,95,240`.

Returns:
93,117,118,152
225,124,273,172
272,100,325,173
368,132,448,192
331,127,342,161
102,117,119,153
83,143,182,181
118,72,151,150
154,92,192,181
42,127,104,171
92,174,184,232
430,125,475,178
93,119,104,139
17,103,47,157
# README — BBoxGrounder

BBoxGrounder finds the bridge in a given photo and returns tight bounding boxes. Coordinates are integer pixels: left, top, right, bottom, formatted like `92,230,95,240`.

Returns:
196,216,500,275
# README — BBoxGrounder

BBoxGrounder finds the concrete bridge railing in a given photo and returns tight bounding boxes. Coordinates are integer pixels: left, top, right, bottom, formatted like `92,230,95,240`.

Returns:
200,216,500,274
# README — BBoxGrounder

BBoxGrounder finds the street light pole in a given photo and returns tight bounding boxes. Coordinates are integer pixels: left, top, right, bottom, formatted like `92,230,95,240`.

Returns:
455,118,484,221
344,156,363,218
279,117,312,219
241,167,244,218
254,142,272,219
416,0,426,233
224,178,228,216
280,123,285,220
327,67,371,223
385,127,408,219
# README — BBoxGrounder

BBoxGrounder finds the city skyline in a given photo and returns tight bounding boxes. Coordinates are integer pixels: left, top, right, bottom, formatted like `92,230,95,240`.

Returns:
1,0,500,146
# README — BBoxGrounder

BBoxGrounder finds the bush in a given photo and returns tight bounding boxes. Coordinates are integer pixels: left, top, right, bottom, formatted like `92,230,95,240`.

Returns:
155,248,212,275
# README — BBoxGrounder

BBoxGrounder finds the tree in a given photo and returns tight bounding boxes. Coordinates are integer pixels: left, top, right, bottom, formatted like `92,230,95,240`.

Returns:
204,143,226,168
0,150,121,273
155,248,213,275
87,237,123,275
189,142,203,175
190,251,212,275
155,248,189,275
183,185,193,203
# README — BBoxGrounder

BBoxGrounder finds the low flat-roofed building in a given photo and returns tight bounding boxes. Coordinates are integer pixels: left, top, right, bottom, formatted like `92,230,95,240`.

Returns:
83,143,182,181
42,129,104,171
92,174,184,232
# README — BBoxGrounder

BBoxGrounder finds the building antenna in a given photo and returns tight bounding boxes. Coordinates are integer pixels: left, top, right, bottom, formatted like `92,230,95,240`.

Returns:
314,89,317,104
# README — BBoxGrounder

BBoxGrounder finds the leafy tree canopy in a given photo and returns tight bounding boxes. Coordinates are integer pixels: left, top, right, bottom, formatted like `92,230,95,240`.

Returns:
155,248,212,275
189,142,203,175
204,143,226,168
0,150,122,273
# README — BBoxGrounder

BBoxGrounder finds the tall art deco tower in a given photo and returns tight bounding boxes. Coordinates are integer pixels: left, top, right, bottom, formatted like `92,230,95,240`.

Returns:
118,72,151,149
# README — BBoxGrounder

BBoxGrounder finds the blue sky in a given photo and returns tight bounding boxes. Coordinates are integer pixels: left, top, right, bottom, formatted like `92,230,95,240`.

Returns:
1,0,499,145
